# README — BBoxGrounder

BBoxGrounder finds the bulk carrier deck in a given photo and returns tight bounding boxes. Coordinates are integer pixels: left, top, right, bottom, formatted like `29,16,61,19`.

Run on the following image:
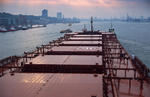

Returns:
0,27,150,97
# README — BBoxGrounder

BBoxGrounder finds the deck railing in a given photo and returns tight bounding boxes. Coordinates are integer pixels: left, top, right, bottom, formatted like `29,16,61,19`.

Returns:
132,56,150,79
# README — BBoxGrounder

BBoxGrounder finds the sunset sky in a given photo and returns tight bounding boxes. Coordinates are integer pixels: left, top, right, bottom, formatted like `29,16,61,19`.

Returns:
0,0,150,18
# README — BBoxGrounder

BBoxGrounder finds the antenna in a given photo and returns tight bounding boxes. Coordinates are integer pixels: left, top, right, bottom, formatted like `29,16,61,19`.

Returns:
110,18,113,29
84,24,86,29
91,17,94,32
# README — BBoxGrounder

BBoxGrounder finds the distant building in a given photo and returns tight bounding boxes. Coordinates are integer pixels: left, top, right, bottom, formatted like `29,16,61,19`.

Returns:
0,18,10,26
0,17,17,26
18,15,27,26
140,16,144,21
57,12,62,20
42,9,48,18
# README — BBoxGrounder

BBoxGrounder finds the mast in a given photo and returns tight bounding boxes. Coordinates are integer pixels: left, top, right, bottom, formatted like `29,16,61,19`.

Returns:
84,24,86,29
109,18,115,33
91,17,94,32
110,18,113,29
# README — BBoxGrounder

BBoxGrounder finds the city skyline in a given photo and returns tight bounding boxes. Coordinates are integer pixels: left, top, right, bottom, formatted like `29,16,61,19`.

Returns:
0,0,150,18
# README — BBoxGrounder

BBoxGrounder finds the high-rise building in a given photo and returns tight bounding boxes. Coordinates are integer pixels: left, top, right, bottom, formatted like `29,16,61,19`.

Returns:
126,13,130,21
0,18,10,26
57,12,62,20
42,9,48,18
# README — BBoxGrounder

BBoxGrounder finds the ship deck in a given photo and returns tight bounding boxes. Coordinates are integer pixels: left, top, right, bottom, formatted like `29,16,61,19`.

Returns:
0,31,150,97
0,73,102,97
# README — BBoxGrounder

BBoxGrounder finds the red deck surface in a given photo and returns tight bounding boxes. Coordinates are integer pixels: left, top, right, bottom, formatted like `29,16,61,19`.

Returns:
50,46,102,52
26,55,102,65
60,41,102,45
0,73,103,97
69,37,102,40
73,35,102,37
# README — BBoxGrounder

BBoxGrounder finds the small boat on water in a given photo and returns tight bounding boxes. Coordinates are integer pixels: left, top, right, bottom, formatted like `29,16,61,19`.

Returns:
9,27,17,31
0,27,7,32
0,26,17,32
27,25,32,28
60,29,72,33
17,25,23,30
22,26,28,30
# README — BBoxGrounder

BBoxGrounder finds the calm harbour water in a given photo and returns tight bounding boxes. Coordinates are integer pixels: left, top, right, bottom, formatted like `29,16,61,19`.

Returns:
0,21,150,68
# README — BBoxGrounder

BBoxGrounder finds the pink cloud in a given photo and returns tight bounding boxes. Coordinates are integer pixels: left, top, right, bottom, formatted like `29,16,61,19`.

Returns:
0,0,14,4
0,0,118,7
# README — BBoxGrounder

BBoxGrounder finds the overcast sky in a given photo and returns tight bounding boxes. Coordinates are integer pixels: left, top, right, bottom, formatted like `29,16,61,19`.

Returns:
0,0,150,18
